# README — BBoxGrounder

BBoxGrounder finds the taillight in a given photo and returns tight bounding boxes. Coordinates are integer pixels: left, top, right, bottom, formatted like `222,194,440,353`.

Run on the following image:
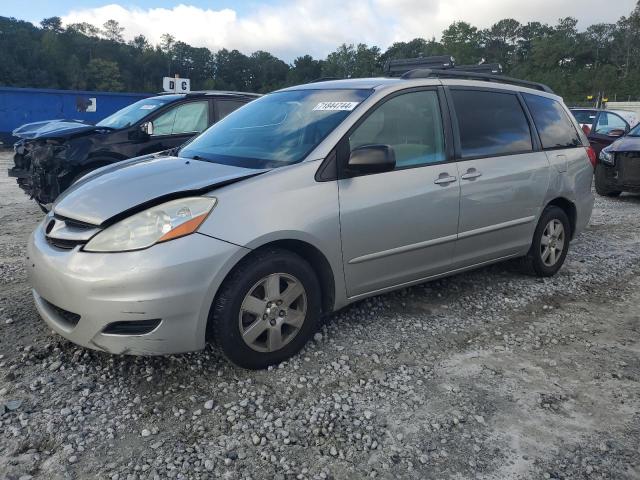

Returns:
585,146,597,169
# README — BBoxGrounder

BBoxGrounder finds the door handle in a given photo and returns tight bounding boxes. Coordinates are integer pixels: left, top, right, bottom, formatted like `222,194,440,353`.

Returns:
461,168,482,180
434,174,457,185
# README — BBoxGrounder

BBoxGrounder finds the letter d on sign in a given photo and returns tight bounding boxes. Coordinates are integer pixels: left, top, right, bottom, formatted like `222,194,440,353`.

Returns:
163,77,191,93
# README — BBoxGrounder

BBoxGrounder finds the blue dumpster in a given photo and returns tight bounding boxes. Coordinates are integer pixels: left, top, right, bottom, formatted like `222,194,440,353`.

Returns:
0,87,150,145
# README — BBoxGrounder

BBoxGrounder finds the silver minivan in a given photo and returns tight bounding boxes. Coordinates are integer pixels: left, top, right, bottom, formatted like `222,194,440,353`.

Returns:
27,72,595,368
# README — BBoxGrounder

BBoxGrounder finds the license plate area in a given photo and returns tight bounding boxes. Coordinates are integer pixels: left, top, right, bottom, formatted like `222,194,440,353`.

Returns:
618,153,640,184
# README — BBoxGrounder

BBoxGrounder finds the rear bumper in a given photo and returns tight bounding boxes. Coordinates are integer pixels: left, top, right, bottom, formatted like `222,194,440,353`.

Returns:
27,223,249,355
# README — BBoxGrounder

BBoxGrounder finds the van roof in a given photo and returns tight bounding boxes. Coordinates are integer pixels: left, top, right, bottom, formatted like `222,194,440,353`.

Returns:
278,70,554,96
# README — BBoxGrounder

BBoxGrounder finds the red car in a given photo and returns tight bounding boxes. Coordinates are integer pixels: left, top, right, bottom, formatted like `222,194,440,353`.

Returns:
570,108,638,156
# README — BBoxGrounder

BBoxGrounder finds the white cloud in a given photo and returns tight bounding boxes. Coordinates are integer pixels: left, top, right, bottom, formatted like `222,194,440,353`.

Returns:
61,0,637,61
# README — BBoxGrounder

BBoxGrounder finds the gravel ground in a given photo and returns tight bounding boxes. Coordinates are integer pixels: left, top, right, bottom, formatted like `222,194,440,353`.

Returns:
1,149,639,480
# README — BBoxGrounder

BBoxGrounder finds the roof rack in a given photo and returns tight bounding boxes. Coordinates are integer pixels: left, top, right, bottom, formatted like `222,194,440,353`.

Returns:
454,63,503,75
400,68,554,94
384,56,455,77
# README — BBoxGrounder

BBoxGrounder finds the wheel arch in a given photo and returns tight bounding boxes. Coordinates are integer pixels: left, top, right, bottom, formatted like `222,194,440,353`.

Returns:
246,239,336,315
64,154,123,182
545,197,577,239
84,152,127,167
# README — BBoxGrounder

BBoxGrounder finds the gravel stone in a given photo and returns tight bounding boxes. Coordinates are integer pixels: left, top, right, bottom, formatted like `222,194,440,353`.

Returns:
0,151,639,479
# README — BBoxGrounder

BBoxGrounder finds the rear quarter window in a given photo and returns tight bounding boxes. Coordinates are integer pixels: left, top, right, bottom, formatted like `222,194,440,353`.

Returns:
571,110,597,125
450,89,533,158
523,94,582,149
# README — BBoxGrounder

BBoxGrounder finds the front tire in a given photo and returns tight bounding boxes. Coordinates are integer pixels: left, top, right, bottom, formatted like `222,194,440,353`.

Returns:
523,206,571,277
595,164,622,197
208,248,321,369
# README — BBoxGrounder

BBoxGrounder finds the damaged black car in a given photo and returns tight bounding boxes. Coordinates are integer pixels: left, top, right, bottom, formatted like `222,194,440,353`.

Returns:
9,91,259,210
596,122,640,197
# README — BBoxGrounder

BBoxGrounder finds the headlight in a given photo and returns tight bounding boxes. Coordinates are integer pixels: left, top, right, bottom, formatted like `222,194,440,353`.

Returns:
599,149,615,166
84,197,216,252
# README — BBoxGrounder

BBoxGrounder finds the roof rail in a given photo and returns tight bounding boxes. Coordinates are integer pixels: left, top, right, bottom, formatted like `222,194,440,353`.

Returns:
400,68,554,94
155,90,261,97
310,77,343,83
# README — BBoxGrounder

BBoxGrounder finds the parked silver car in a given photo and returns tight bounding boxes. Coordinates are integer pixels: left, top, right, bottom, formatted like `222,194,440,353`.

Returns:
27,71,595,368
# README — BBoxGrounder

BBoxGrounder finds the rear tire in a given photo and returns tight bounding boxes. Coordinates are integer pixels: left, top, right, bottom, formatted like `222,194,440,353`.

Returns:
595,164,622,197
523,206,571,277
208,248,321,369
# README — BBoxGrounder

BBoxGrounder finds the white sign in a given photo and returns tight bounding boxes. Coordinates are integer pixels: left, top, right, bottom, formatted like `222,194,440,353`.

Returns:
163,77,191,93
313,101,359,111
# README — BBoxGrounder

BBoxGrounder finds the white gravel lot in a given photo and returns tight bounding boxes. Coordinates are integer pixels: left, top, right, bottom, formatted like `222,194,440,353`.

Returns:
0,150,639,480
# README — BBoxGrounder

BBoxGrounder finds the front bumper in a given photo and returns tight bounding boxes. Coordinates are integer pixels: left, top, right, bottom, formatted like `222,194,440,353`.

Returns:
27,224,249,355
8,166,29,179
599,155,640,192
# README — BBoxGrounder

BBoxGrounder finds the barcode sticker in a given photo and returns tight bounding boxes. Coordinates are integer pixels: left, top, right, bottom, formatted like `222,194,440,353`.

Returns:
313,102,359,111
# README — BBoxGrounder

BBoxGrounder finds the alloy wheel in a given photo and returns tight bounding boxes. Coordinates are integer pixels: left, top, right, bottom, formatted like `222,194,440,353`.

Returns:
540,219,565,267
238,273,307,352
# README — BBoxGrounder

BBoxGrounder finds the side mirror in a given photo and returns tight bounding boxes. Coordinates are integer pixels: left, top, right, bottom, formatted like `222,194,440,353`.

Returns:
140,121,154,136
608,128,625,138
346,145,396,175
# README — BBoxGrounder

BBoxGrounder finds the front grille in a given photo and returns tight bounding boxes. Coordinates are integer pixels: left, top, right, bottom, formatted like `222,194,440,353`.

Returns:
41,298,81,328
45,237,85,250
618,152,640,184
54,214,98,230
45,215,101,249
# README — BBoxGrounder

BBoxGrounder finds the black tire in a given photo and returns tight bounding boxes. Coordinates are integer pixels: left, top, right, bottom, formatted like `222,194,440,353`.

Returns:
523,206,571,277
594,164,622,197
208,248,321,369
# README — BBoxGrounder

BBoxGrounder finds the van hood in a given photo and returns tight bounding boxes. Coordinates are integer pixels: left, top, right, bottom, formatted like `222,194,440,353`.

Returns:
13,119,105,140
53,155,264,226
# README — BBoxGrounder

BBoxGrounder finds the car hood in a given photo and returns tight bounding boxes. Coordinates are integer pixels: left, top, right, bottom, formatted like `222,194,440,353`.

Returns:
13,119,104,140
607,135,640,152
53,155,264,226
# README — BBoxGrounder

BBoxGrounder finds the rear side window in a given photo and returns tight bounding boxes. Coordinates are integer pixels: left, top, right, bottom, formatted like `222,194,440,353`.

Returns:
216,99,249,121
450,89,533,158
523,93,582,149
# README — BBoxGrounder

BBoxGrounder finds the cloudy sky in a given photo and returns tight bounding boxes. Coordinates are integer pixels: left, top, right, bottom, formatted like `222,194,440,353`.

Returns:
5,0,637,60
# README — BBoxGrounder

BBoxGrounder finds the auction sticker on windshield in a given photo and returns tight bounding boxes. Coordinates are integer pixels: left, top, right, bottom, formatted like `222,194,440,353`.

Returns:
313,102,359,111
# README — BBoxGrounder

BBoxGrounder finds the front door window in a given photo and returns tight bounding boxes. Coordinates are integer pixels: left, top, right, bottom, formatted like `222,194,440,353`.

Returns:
152,101,209,136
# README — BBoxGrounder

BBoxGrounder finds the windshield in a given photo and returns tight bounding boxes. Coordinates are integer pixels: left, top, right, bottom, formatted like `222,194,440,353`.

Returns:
179,89,372,169
629,123,640,137
97,97,176,129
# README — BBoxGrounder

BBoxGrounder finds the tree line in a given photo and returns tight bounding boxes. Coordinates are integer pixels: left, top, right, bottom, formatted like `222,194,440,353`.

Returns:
0,1,639,103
